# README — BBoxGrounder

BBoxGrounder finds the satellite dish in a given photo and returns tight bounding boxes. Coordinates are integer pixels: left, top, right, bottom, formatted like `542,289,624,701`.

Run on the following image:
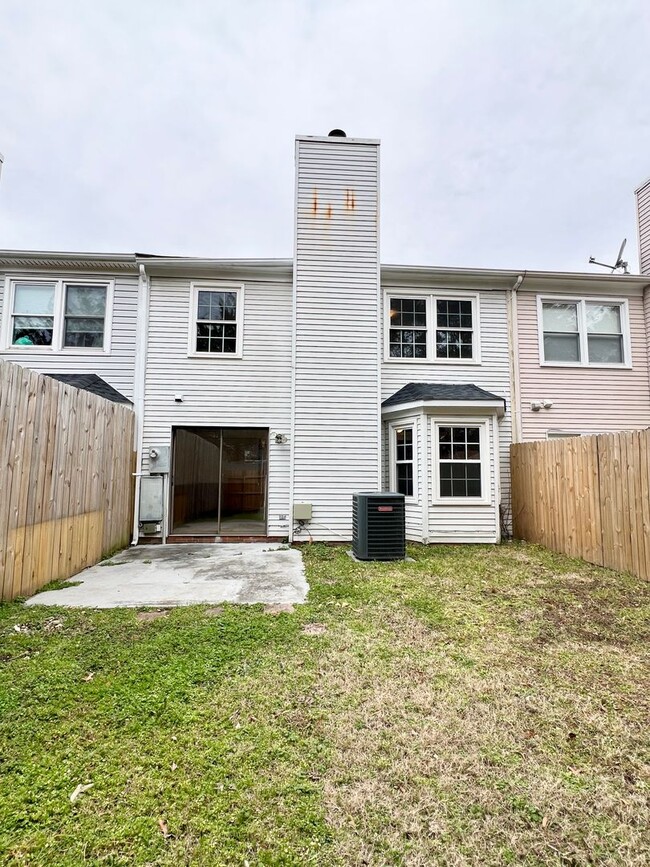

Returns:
614,238,627,271
589,238,630,274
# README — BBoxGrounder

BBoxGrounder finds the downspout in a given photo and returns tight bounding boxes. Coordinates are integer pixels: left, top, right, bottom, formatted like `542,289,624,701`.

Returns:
507,273,525,443
288,141,299,543
131,262,150,545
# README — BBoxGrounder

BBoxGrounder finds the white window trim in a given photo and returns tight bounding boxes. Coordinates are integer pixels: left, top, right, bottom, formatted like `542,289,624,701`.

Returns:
388,418,418,502
536,295,632,369
1,276,113,354
430,417,491,506
384,290,481,364
187,282,244,359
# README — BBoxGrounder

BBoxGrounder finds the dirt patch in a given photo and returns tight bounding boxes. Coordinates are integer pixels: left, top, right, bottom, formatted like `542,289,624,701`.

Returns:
136,610,169,623
301,623,327,636
264,603,295,615
204,606,225,617
537,582,650,647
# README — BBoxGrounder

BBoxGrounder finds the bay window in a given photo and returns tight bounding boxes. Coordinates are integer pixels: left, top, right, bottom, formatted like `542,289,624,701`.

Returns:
393,425,415,497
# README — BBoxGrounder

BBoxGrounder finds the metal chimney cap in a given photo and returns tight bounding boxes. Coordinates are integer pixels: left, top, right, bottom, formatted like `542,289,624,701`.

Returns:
328,129,347,137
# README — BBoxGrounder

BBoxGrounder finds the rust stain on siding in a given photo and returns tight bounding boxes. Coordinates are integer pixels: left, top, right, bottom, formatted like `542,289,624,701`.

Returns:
326,204,332,219
312,188,318,215
344,189,356,210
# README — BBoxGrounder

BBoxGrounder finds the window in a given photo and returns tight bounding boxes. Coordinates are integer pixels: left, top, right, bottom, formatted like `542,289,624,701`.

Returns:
4,280,110,351
386,294,478,362
435,299,474,359
393,426,414,496
191,284,243,356
540,298,628,366
63,284,107,348
437,425,482,498
12,282,55,346
389,298,427,358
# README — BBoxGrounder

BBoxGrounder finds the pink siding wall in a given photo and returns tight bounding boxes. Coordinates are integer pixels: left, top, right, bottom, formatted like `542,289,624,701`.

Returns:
636,179,650,275
517,289,650,441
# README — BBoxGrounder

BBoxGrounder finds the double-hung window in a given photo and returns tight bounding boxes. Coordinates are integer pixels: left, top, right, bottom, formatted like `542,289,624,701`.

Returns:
4,280,110,351
435,299,474,359
540,298,629,366
191,284,243,356
392,425,415,497
388,298,427,358
387,294,478,361
12,282,55,346
435,423,485,500
63,285,107,348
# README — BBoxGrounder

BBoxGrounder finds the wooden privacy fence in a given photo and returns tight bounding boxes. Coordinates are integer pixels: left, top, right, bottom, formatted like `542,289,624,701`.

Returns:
0,361,135,600
511,430,650,580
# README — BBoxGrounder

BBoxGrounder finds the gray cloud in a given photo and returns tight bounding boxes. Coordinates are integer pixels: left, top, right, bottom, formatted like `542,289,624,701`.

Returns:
1,0,649,271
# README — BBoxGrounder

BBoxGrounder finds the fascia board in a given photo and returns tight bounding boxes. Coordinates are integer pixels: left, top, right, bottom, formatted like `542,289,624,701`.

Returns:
382,399,505,419
295,134,380,145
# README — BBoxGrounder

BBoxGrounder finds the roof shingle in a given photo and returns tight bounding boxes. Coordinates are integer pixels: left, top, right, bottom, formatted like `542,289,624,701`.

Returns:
382,382,505,409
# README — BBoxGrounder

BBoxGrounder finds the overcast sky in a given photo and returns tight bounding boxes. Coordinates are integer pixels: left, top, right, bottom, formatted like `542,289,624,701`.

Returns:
1,0,649,272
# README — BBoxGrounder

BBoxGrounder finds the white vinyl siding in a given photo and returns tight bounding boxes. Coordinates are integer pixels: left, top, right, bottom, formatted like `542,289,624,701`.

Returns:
292,136,381,541
142,276,293,537
382,287,511,543
0,271,138,399
517,288,650,442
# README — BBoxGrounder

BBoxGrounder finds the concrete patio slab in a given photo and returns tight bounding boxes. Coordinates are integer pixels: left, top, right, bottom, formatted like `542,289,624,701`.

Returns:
24,543,308,609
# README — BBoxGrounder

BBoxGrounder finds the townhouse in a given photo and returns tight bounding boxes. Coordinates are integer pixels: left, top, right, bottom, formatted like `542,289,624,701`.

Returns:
1,131,649,546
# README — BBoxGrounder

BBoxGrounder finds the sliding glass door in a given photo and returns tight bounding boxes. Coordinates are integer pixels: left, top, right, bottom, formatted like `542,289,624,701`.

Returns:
172,427,268,535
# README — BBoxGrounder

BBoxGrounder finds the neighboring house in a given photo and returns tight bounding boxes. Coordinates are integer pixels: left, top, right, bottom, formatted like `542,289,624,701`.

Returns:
2,131,650,545
636,177,650,276
0,252,139,400
512,270,650,442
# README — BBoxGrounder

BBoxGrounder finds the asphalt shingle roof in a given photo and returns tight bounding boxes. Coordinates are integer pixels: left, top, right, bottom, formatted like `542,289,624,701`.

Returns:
382,382,505,409
44,374,132,405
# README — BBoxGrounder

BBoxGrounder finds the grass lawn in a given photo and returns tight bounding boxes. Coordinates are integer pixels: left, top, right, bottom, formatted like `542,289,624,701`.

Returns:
0,542,648,866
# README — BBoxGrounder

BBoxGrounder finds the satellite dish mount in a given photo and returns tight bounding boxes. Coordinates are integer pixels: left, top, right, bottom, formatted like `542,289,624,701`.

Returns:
589,238,630,274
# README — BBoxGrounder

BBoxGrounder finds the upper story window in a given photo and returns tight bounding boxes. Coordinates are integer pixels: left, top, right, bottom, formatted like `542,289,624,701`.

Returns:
3,279,110,352
539,298,629,366
386,293,479,362
190,283,243,357
12,282,55,346
63,285,107,348
435,299,474,359
388,298,427,358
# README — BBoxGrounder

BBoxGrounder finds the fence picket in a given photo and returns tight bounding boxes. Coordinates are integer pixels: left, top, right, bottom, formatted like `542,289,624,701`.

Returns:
512,430,650,581
0,361,135,600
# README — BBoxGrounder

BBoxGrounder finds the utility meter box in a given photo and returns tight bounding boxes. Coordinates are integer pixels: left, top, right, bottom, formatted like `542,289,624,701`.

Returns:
148,445,170,474
140,476,164,522
293,502,313,521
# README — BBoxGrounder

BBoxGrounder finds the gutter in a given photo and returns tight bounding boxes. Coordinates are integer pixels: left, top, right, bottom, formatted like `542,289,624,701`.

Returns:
507,273,525,443
131,263,151,545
